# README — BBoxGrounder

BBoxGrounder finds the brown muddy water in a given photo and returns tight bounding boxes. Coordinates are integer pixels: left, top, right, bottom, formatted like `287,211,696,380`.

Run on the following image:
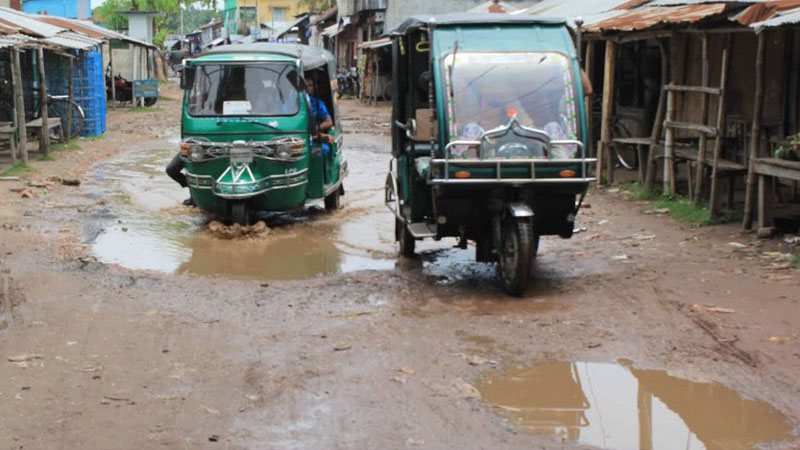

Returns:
476,361,793,449
86,145,396,280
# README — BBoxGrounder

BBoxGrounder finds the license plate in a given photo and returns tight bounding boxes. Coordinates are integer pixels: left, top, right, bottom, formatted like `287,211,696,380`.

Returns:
230,146,253,164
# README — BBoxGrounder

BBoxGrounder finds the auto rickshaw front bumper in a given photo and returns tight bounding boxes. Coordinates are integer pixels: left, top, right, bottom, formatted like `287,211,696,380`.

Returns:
185,166,309,200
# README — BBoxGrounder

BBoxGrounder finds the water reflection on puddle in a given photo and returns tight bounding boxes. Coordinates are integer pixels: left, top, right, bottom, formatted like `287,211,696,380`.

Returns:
477,361,793,449
89,147,396,280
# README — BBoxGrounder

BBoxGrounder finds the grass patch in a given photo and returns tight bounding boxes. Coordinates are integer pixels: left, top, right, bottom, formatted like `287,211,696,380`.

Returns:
39,154,56,161
792,253,800,271
79,135,105,142
52,141,81,152
651,195,736,226
158,95,177,102
1,161,37,177
624,183,662,201
129,106,162,113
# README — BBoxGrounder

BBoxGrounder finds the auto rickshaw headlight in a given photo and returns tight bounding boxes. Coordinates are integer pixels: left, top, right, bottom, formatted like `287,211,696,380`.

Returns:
549,143,579,160
276,145,292,159
189,145,206,162
291,141,305,156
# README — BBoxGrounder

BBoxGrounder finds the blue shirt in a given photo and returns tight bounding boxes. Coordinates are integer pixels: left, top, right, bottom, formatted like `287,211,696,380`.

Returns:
307,94,330,125
307,94,332,155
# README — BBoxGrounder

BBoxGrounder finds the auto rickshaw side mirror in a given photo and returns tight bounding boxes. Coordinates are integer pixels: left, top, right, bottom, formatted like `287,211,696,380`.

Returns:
180,66,195,90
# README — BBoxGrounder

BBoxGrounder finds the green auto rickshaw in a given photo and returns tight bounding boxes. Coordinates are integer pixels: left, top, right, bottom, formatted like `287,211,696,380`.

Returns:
385,14,596,295
178,43,346,225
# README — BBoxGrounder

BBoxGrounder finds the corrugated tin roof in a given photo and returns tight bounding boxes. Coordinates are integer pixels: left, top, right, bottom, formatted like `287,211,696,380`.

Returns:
733,0,800,26
42,31,102,50
586,3,728,31
36,16,156,48
0,33,35,49
0,6,65,37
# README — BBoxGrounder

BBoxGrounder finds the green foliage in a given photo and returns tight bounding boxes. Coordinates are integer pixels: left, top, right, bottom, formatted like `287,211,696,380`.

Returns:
1,162,37,177
624,183,661,201
776,132,800,161
792,252,800,271
651,196,736,226
94,0,131,32
39,154,56,161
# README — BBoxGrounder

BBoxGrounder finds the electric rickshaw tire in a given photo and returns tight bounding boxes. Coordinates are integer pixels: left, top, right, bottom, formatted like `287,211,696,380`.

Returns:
324,185,342,210
396,219,415,258
497,218,534,297
230,201,250,226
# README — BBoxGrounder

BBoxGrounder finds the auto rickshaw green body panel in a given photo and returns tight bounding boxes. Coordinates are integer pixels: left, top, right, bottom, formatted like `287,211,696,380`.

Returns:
180,44,346,222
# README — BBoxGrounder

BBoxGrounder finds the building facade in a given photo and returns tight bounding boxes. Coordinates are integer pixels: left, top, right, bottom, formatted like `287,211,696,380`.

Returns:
22,0,91,19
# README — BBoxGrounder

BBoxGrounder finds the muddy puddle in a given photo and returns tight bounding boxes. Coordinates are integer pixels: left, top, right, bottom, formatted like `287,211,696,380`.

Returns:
476,361,793,449
86,145,396,280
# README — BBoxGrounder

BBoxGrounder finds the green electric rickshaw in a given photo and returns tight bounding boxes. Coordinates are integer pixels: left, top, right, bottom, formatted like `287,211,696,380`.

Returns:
385,14,596,295
178,43,346,225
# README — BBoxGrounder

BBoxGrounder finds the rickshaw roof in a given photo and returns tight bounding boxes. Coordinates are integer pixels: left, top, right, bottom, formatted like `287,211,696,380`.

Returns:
392,13,566,36
200,43,335,72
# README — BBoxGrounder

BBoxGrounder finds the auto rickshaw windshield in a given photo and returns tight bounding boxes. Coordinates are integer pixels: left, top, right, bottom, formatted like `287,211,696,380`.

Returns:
187,63,302,117
444,52,579,143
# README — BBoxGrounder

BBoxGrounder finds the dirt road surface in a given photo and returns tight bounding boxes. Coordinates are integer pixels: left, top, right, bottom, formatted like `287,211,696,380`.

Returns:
1,85,799,449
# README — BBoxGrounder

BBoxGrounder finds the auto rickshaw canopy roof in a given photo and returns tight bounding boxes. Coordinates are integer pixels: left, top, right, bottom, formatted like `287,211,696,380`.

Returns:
201,43,336,77
392,13,566,36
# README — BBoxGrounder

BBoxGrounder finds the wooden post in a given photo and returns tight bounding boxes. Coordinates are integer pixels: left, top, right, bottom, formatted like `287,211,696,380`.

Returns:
11,47,27,164
599,40,616,185
664,89,676,194
584,41,595,158
693,34,710,204
709,36,731,216
743,31,767,230
109,42,116,110
67,55,74,142
37,47,50,157
132,45,137,108
646,39,669,191
8,48,20,164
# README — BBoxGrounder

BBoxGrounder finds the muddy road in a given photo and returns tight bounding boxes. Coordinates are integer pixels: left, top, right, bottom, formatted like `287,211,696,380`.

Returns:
1,85,799,449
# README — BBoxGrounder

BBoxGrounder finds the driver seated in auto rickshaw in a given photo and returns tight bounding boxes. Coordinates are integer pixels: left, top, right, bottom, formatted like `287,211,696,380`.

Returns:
305,70,334,154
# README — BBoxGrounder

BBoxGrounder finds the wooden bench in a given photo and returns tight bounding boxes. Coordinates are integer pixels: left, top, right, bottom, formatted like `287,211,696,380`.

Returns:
26,117,62,150
753,157,800,230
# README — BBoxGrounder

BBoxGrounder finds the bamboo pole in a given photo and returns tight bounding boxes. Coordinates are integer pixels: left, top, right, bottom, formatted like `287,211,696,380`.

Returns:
646,40,669,190
37,47,50,157
11,48,27,164
709,35,731,216
743,31,767,230
67,55,74,142
598,41,616,185
693,34,710,204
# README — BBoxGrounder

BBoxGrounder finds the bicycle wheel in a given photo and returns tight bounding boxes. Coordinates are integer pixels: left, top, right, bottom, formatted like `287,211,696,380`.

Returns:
611,119,638,171
48,99,84,140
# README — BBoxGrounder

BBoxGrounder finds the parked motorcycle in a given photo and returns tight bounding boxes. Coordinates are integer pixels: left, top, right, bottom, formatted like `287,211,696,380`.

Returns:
105,66,157,106
336,68,359,99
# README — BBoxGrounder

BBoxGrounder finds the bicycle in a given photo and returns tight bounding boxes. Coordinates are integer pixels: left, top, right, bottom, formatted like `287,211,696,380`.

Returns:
47,94,84,141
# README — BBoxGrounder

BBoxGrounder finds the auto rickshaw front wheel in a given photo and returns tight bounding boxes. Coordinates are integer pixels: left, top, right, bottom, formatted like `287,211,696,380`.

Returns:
396,219,415,258
325,185,343,211
230,201,250,226
497,218,534,296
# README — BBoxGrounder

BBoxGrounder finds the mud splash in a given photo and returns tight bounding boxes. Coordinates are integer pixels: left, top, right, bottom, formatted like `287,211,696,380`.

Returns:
87,145,397,280
476,361,793,449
